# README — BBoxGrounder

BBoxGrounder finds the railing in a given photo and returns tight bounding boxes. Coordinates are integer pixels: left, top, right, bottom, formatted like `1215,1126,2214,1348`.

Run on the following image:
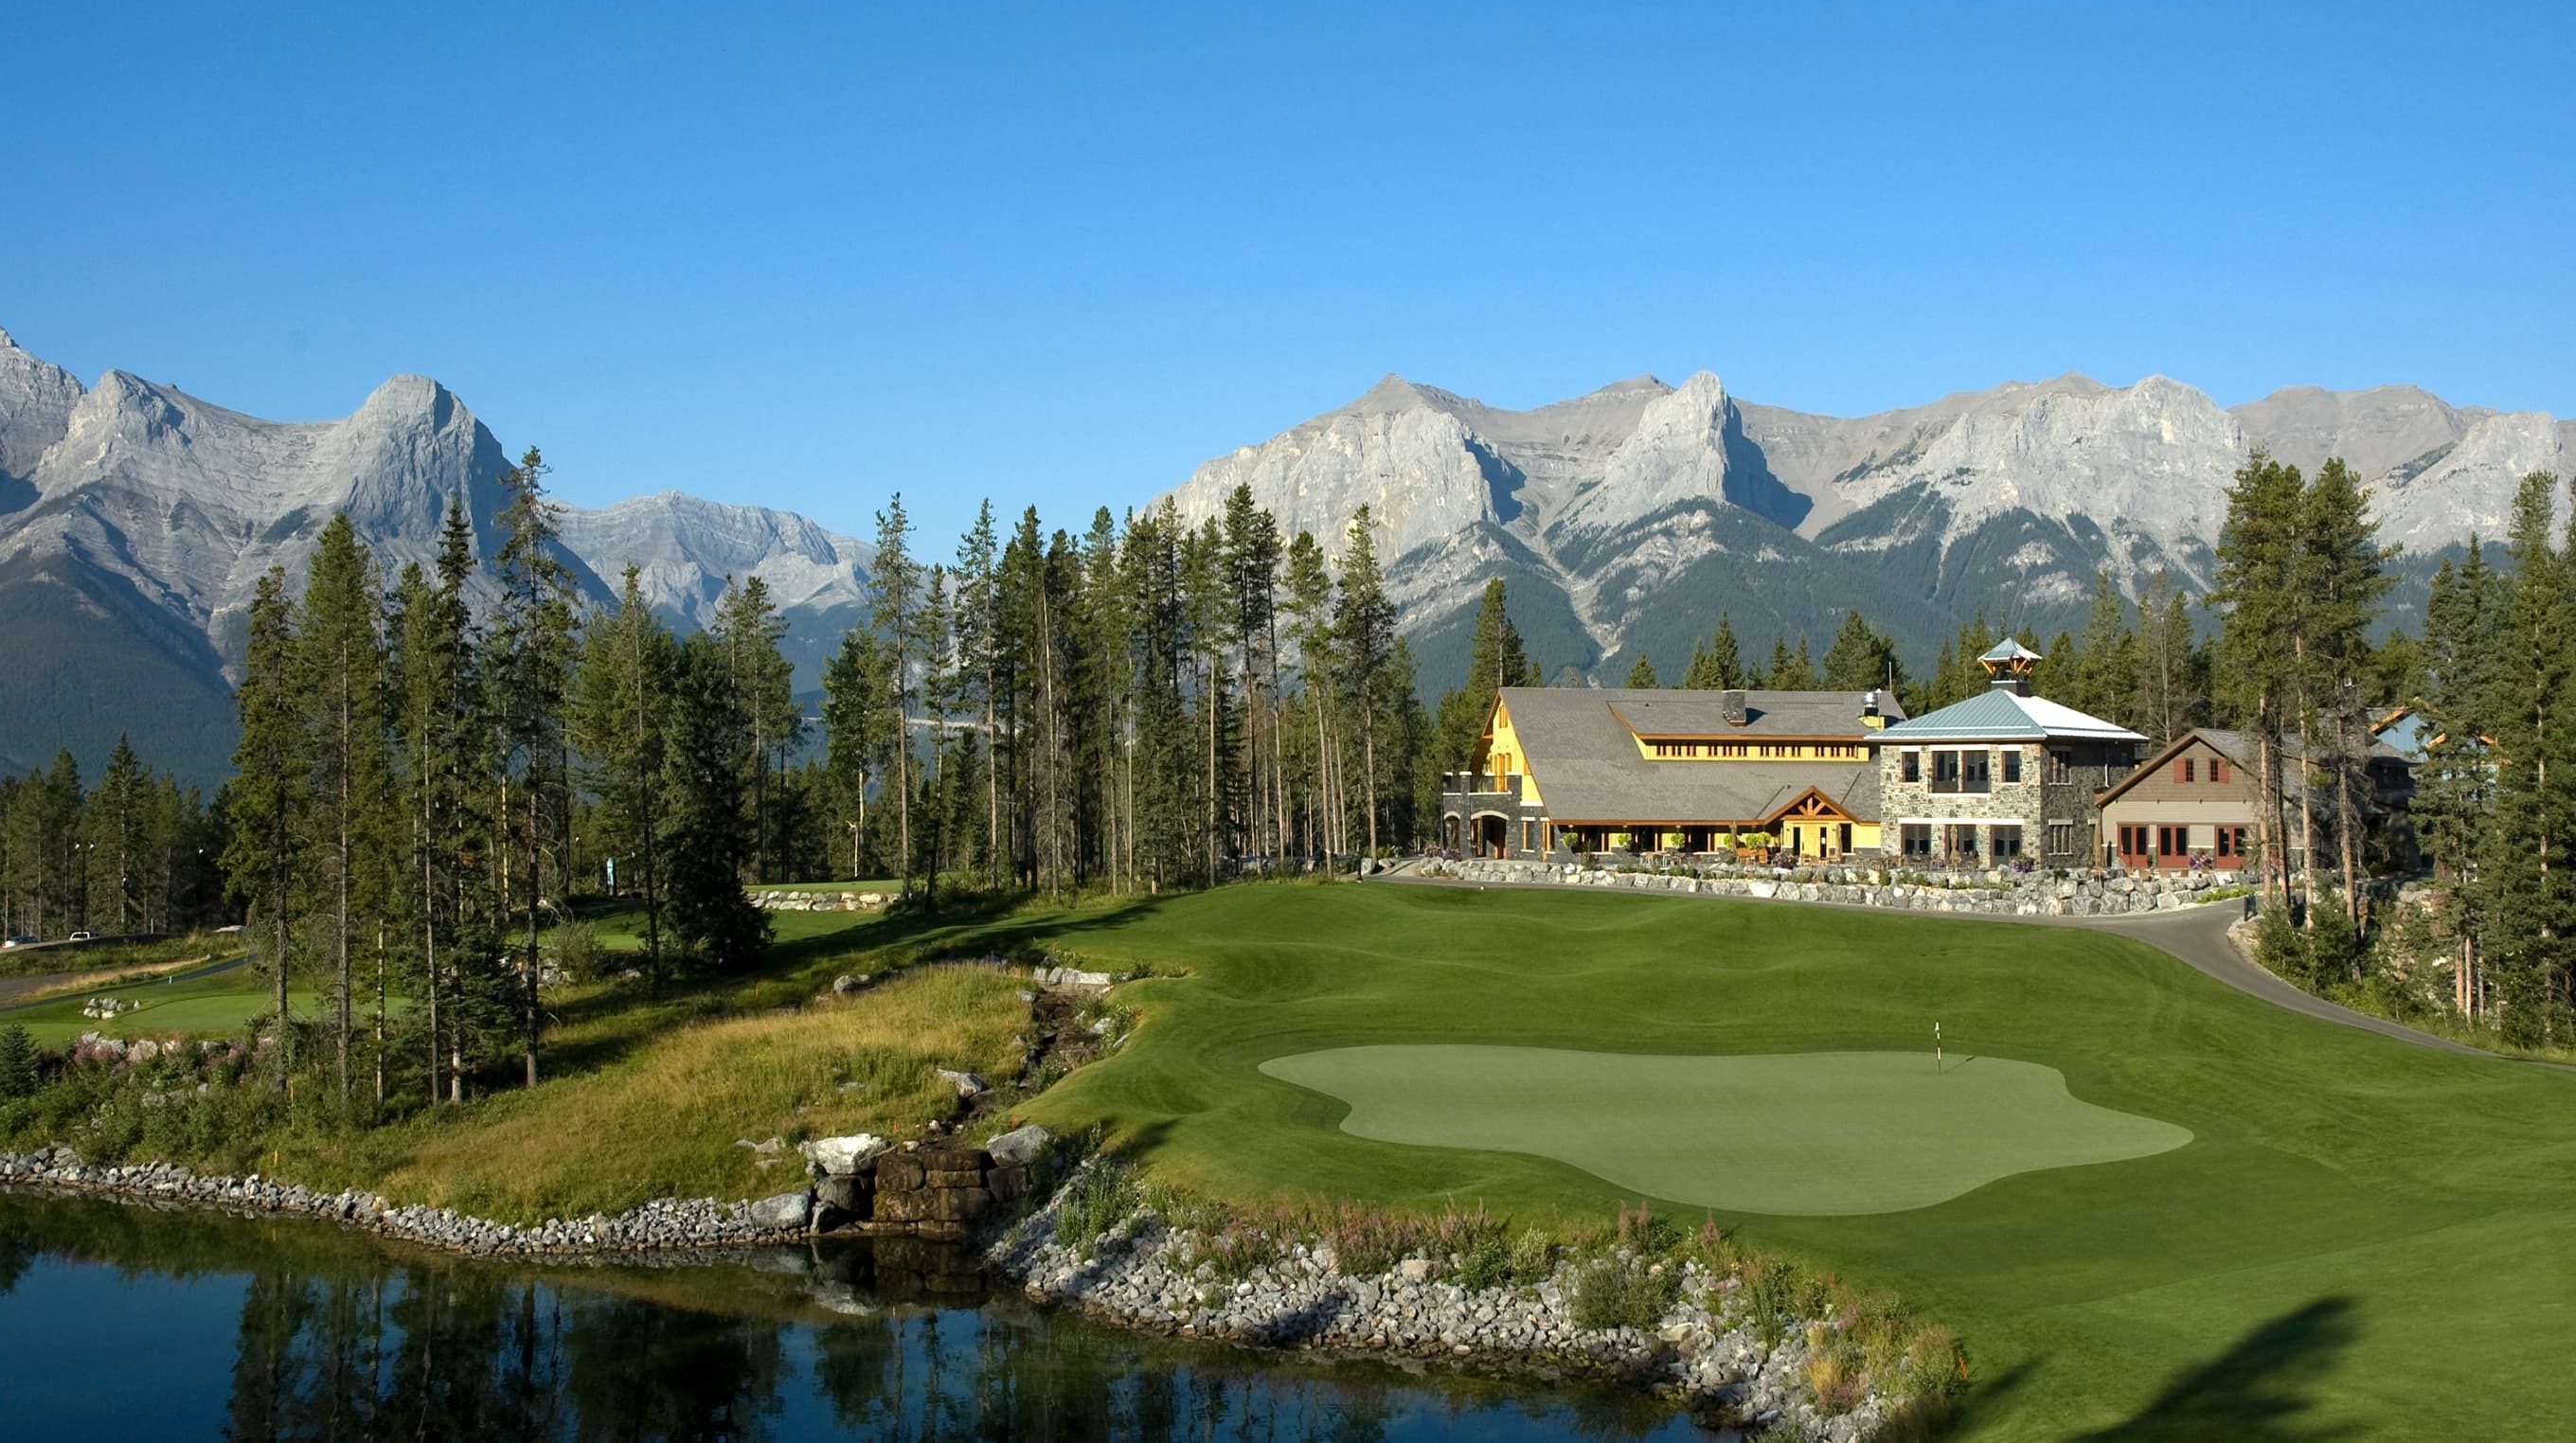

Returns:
1440,771,1524,804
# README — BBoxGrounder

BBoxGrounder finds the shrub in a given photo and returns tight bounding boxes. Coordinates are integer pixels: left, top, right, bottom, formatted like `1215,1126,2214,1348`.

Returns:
1051,1164,1140,1256
1569,1253,1679,1332
1744,1257,1799,1346
1453,1217,1514,1291
1509,1226,1555,1284
0,1024,34,1100
1316,1200,1427,1276
1198,1222,1282,1280
549,921,606,983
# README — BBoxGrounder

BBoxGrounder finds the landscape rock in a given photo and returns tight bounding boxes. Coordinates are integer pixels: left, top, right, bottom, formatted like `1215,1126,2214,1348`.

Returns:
800,1133,889,1177
985,1124,1052,1167
938,1069,989,1098
748,1191,813,1230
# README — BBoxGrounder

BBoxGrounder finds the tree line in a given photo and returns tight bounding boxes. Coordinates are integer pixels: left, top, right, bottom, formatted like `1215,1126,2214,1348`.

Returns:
0,739,225,940
215,462,1434,1110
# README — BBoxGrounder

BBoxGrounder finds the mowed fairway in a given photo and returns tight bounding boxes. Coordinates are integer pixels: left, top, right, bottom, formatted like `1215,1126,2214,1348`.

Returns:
1260,1045,2191,1215
962,882,2576,1439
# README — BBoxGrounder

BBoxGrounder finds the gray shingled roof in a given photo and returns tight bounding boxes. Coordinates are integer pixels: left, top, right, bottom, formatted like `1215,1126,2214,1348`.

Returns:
1495,686,1889,824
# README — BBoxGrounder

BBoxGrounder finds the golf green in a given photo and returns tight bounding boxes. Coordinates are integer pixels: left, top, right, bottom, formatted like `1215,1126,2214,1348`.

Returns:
1259,1044,2192,1215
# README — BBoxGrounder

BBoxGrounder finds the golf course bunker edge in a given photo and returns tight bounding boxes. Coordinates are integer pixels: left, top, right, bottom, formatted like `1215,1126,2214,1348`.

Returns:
1259,1044,2192,1217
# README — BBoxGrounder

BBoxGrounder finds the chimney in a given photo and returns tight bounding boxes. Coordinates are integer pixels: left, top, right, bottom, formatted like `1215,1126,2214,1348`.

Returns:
1721,689,1748,725
1860,689,1885,730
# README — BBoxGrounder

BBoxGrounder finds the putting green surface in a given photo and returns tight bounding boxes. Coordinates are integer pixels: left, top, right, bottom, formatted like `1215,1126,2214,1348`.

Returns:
1260,1044,2191,1215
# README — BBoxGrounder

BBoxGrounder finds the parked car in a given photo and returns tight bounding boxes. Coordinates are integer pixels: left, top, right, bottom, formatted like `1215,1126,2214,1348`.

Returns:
67,930,97,942
2,935,37,949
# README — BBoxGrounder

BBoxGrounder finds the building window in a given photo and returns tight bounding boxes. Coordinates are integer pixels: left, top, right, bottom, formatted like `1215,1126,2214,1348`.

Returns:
1931,751,1959,792
2177,757,2195,783
2002,750,2022,784
2158,825,2186,857
1960,750,1992,793
2211,758,2230,783
1992,825,2024,859
2048,749,2072,783
1839,823,1852,854
1901,750,1921,783
2047,821,2074,855
1901,824,1933,858
1942,824,1979,862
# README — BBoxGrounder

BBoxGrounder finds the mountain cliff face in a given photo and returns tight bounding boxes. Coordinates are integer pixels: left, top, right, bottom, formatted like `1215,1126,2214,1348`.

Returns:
0,330,870,781
1162,368,2569,687
6,320,2564,785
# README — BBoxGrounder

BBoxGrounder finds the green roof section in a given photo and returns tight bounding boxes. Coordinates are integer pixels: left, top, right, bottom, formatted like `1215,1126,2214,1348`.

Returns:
1876,687,2144,743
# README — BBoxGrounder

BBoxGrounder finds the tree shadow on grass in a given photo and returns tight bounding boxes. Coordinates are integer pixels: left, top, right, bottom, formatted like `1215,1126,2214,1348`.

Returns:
2076,1296,2357,1441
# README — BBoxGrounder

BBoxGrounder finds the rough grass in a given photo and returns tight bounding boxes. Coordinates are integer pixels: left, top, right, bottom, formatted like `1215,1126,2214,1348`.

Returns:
0,933,224,979
349,965,1028,1221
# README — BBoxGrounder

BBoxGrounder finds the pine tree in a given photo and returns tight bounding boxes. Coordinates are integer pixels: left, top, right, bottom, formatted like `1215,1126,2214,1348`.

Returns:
2134,570,2201,748
2211,453,2307,909
819,622,888,881
1819,612,1899,692
2069,575,2138,725
488,448,580,1088
1434,579,1530,788
1624,653,1659,688
2299,458,2397,936
714,576,798,883
868,495,923,892
1222,485,1285,866
2485,472,2575,1041
663,632,768,968
295,513,396,1101
89,736,146,935
0,1023,33,1100
574,565,675,988
225,567,305,1088
1698,615,1746,690
1765,634,1819,689
1333,508,1397,858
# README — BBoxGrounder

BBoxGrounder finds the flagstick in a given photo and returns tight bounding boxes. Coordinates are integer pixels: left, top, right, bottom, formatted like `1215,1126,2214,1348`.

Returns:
1935,1021,1941,1071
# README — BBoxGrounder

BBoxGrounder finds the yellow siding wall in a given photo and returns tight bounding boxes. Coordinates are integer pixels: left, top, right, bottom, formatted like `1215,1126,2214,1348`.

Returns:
1489,700,1543,807
1630,737,1870,762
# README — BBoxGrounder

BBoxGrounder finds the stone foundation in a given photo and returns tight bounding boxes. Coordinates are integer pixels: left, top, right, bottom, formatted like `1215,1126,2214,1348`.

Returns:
750,889,890,913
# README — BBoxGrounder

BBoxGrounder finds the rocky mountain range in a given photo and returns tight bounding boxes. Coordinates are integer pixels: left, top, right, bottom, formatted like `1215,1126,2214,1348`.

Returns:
3,324,2566,784
1162,368,2571,688
0,328,872,782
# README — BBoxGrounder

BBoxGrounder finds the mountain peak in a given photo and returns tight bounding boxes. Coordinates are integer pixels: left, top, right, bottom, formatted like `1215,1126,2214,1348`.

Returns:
1345,373,1433,415
0,326,15,350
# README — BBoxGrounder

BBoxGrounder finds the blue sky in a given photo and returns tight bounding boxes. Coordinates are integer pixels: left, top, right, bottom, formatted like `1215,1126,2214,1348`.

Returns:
8,4,2570,543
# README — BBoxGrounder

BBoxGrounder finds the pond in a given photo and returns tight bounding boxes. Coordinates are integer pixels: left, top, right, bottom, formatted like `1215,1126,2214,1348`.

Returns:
0,1188,1714,1440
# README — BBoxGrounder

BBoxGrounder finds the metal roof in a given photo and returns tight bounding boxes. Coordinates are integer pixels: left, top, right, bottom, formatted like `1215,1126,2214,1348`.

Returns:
1873,686,2146,743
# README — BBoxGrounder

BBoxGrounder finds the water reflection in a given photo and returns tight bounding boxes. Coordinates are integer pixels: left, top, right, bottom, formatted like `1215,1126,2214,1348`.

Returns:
0,1189,1704,1440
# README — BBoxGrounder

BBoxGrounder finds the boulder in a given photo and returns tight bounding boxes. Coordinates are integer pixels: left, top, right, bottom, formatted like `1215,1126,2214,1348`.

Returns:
986,1123,1052,1167
985,1164,1029,1202
938,1068,989,1098
832,974,864,995
800,1132,889,1177
876,1154,926,1190
749,1190,812,1230
1397,1257,1434,1283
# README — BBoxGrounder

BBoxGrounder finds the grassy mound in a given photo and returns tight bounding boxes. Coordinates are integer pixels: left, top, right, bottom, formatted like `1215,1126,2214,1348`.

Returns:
1261,1044,2191,1215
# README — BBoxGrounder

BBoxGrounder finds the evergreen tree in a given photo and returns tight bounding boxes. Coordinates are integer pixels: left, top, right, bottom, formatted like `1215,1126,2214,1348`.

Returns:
225,567,305,1087
1765,634,1819,689
1819,612,1899,692
2299,457,2397,935
87,735,147,935
574,565,675,988
2069,574,2138,725
2484,472,2574,1041
1624,653,1660,687
2134,570,2201,748
1689,615,1746,690
662,632,769,968
0,1022,32,1099
487,448,580,1088
296,513,395,1101
819,622,888,881
1434,579,1531,788
713,576,798,883
868,495,923,891
2210,453,2307,908
1332,508,1397,857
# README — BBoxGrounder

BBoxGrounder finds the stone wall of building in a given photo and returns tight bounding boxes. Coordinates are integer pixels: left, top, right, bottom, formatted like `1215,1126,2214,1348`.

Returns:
1875,742,2047,858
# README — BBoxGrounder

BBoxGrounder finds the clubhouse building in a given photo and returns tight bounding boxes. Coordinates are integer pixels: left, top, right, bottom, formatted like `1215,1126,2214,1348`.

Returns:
1440,686,1902,861
1871,641,2147,867
2093,726,2418,871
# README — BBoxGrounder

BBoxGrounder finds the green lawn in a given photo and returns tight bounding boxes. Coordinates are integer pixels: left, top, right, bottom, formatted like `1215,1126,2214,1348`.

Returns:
6,964,316,1047
1259,1044,2191,1216
862,882,2576,1440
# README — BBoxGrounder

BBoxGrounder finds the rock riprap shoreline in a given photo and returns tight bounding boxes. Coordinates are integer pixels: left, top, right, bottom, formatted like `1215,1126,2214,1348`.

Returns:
984,1161,1901,1440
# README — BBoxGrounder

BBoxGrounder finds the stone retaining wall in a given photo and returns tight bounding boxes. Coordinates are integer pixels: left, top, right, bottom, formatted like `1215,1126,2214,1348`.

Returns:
750,889,890,913
1419,856,2252,917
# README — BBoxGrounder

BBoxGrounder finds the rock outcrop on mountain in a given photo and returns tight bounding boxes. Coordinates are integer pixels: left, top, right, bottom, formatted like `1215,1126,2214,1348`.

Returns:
5,318,2565,785
1162,368,2568,690
0,330,869,781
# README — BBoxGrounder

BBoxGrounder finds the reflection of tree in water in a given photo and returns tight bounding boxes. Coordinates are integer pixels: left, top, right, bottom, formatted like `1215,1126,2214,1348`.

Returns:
4,1196,1685,1442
